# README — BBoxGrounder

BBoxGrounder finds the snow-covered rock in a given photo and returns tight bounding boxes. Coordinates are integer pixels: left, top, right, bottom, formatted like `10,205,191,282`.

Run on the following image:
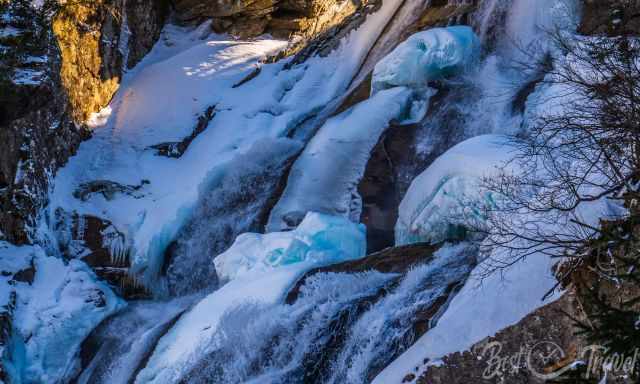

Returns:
371,26,480,94
395,134,517,246
215,211,366,282
0,242,125,384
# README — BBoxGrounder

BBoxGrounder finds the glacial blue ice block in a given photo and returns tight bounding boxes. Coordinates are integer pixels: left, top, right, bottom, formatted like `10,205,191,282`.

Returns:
372,26,480,94
214,212,366,282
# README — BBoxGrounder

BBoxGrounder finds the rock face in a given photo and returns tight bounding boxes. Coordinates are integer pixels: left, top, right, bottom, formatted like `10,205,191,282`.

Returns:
0,83,87,244
0,0,167,245
175,0,375,40
52,0,169,123
413,293,584,384
579,0,640,36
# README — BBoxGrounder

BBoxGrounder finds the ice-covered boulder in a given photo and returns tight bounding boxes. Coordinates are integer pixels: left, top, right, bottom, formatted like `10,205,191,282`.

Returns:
0,242,125,383
396,135,517,245
372,26,480,94
215,212,366,282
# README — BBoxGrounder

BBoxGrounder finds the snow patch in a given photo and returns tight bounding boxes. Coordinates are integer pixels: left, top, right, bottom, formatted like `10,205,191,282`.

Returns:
47,0,406,290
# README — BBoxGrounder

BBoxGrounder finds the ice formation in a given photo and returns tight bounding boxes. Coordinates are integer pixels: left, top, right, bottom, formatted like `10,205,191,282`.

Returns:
267,21,467,232
371,26,480,94
0,242,124,384
215,211,366,282
395,134,517,245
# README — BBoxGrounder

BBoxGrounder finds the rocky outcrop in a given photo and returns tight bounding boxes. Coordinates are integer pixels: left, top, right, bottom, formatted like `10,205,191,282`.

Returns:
175,0,377,42
73,179,149,202
0,0,167,245
412,293,585,384
406,0,475,40
150,104,217,158
52,0,169,123
286,242,443,303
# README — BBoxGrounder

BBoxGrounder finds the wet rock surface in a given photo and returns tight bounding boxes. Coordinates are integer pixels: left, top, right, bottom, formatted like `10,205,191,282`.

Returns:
359,82,476,251
358,122,421,252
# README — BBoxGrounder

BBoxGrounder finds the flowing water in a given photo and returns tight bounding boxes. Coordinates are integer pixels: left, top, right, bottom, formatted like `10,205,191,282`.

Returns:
76,297,197,384
75,0,574,382
179,243,476,384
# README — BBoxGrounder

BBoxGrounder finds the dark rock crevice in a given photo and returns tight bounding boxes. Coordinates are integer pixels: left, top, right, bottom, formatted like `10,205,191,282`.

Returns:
150,104,217,158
